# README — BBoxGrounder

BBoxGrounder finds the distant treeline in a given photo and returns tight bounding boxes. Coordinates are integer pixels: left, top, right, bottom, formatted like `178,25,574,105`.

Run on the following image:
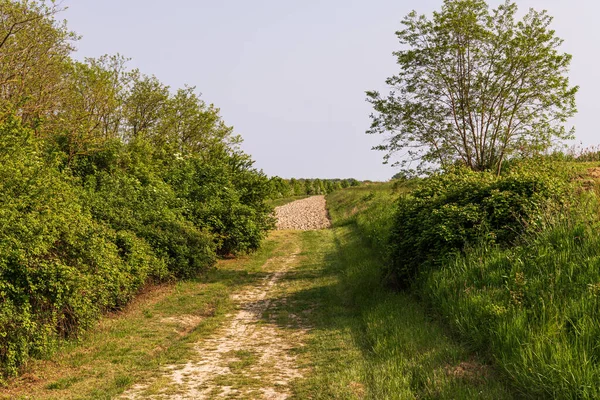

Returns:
268,177,361,198
0,1,273,378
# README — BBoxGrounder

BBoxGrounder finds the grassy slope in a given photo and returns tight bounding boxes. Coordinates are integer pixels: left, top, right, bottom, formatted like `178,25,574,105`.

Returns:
287,185,513,399
331,165,600,399
421,166,600,398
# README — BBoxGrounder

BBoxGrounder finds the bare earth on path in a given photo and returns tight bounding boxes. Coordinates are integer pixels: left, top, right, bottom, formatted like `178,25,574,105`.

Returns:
275,195,331,231
122,197,330,399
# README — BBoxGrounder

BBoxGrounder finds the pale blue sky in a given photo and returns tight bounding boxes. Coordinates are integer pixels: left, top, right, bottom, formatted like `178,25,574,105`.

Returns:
61,1,599,181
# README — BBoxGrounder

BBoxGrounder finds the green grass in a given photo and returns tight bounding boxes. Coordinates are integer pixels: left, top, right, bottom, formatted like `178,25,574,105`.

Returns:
226,350,259,371
335,168,600,399
276,187,514,398
424,201,600,398
1,234,286,400
3,183,525,399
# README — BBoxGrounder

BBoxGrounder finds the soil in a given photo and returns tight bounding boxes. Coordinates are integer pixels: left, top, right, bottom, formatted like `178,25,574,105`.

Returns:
274,196,331,230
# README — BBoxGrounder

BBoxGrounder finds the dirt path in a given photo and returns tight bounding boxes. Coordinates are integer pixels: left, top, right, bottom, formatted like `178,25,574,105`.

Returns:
120,197,331,399
119,198,335,399
275,195,331,230
120,248,303,399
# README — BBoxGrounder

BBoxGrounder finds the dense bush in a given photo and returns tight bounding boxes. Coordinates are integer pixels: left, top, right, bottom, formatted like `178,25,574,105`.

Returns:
387,164,573,287
0,1,275,378
0,120,165,376
76,142,217,278
383,162,600,397
166,153,274,256
331,177,600,398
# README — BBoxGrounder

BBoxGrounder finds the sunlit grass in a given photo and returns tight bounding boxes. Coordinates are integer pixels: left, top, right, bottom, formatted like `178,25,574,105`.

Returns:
1,234,287,400
425,210,600,398
332,173,600,399
286,188,513,398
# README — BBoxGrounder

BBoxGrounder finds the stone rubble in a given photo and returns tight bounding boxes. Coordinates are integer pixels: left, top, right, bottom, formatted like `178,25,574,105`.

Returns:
275,195,331,230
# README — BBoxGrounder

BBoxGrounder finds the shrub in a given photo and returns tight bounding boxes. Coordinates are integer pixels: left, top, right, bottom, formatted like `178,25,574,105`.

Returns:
0,0,277,379
78,142,217,279
165,154,274,256
388,164,572,287
0,119,164,377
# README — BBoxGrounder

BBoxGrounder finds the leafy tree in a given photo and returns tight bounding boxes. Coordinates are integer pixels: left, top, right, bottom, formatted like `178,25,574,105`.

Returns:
325,180,335,193
304,179,314,195
0,0,278,377
123,72,170,139
290,178,303,195
162,87,241,156
313,178,324,194
0,0,76,129
54,59,124,163
392,171,411,181
268,176,291,198
367,0,578,174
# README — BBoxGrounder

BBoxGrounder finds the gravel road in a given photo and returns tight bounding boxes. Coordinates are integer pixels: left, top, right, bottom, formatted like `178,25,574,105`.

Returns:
275,195,331,230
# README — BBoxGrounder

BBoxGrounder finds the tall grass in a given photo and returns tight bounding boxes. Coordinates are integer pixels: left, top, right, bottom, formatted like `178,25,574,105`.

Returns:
423,194,600,398
319,185,513,398
347,166,600,398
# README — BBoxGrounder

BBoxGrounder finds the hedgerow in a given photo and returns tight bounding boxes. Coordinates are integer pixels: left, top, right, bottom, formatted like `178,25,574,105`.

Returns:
387,163,573,287
166,153,274,256
383,161,600,397
0,119,167,376
424,201,600,398
0,1,274,378
267,177,361,199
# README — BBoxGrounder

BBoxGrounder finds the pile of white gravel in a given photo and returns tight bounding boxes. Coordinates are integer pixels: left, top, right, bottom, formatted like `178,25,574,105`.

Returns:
275,195,331,230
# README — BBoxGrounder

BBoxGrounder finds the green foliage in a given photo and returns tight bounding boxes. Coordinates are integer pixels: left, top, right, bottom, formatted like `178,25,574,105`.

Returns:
0,0,275,379
367,0,577,173
424,197,600,398
267,177,359,199
166,153,274,256
329,179,600,398
370,163,600,397
318,186,513,398
0,119,165,377
74,140,216,279
388,164,572,287
0,0,76,127
85,169,216,279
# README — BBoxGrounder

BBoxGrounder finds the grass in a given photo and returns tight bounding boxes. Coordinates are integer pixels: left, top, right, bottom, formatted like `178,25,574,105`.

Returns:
424,199,600,398
226,350,259,371
1,233,289,400
271,187,514,398
332,165,600,399
402,163,600,399
4,183,520,399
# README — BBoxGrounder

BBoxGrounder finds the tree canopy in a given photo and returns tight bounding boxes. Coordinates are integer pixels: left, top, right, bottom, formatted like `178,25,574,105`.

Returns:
366,0,578,174
0,0,277,377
